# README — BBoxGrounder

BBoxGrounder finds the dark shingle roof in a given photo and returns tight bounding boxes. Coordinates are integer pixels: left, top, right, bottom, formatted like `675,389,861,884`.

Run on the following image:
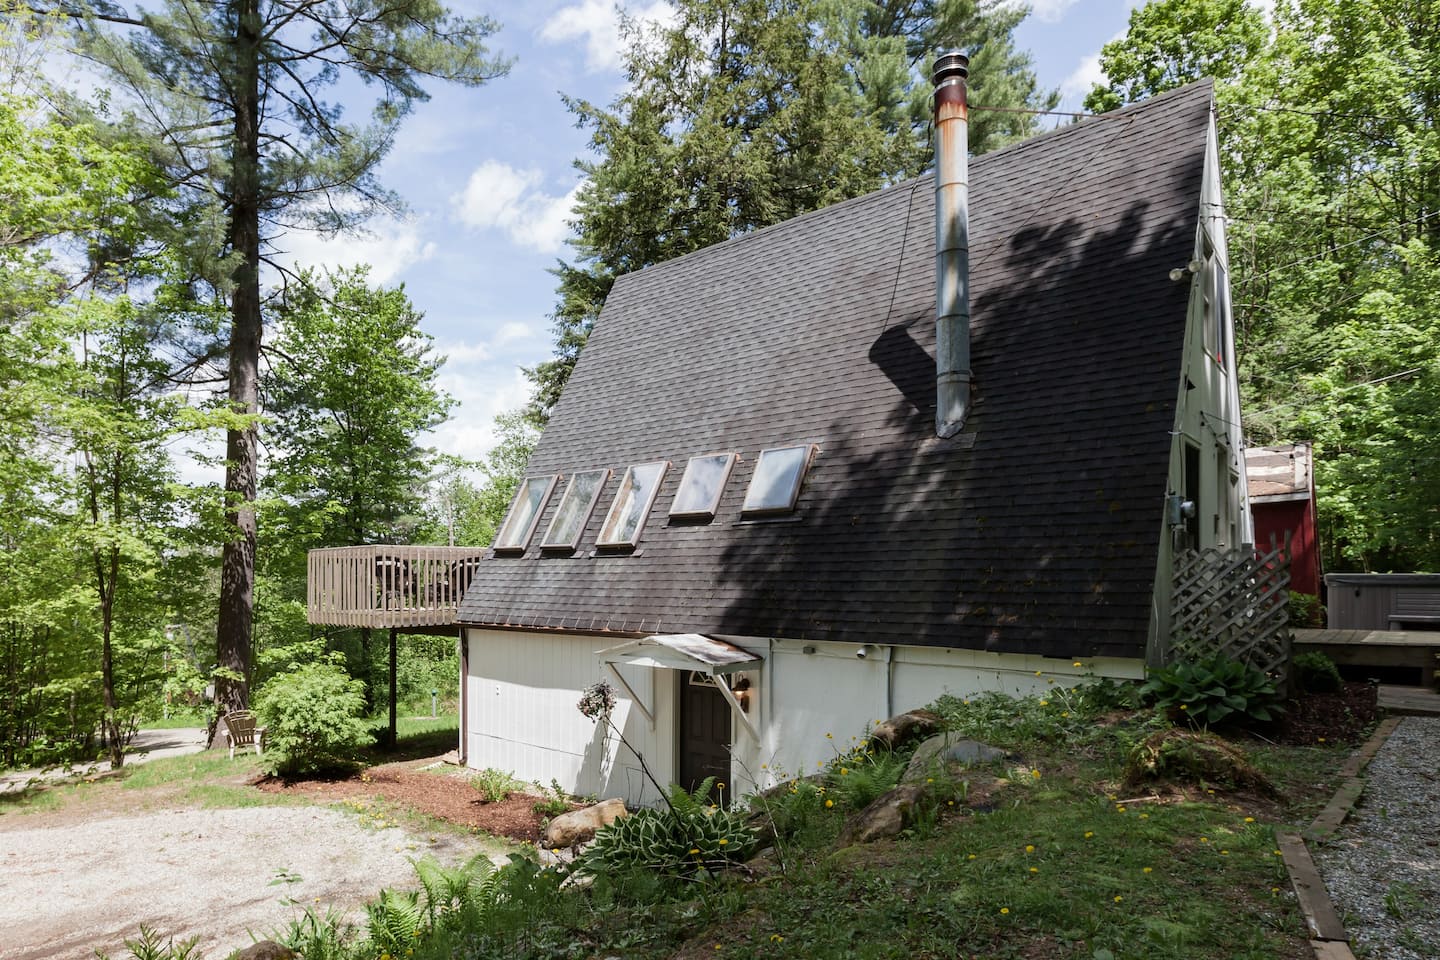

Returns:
458,81,1214,659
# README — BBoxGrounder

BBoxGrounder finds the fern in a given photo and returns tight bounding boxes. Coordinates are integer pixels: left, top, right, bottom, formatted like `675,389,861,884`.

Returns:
366,888,425,955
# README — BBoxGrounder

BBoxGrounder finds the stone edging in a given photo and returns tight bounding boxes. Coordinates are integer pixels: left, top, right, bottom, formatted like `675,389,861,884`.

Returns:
1277,717,1404,960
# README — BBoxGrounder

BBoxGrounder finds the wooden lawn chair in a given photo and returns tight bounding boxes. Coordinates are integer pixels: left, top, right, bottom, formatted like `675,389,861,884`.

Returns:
220,710,266,759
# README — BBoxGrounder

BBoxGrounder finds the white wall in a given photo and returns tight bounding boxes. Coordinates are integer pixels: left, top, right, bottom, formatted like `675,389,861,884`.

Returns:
464,629,1142,806
464,629,675,806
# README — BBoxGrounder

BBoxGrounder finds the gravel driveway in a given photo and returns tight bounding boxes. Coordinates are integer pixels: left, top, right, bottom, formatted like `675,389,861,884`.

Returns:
0,804,498,960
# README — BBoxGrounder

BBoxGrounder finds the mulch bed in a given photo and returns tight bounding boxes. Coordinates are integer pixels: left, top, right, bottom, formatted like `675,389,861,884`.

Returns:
255,761,563,842
1271,681,1380,745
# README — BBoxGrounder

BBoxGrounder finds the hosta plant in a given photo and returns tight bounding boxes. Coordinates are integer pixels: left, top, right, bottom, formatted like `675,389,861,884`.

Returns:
1140,654,1284,728
577,778,757,879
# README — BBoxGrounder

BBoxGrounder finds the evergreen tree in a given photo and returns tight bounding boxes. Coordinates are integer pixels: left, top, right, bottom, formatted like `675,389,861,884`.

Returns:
30,0,510,711
527,0,1056,420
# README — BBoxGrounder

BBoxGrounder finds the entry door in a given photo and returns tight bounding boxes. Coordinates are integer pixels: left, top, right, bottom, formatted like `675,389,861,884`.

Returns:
679,671,731,804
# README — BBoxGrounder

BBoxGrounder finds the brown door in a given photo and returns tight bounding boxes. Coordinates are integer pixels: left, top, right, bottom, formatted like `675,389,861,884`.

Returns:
679,671,731,804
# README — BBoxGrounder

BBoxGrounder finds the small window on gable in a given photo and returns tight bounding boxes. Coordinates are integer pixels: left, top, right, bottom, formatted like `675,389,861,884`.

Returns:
597,461,668,547
493,475,558,553
541,468,610,549
742,445,814,516
669,453,737,520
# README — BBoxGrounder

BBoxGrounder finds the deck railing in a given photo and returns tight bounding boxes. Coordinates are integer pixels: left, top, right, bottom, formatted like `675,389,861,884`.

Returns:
306,545,486,629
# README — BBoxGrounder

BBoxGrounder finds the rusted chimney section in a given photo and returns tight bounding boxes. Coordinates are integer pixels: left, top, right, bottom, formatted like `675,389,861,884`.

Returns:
933,50,972,439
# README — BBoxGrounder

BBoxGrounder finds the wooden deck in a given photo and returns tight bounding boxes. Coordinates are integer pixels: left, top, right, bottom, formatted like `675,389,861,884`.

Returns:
306,545,485,632
1294,628,1440,686
1377,684,1440,716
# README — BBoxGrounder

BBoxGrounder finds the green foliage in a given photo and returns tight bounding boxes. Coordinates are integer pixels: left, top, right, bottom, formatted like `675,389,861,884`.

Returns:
531,778,572,817
470,768,523,804
577,779,758,884
1292,651,1342,694
526,0,1058,421
365,887,425,957
1140,655,1284,728
1287,592,1323,628
1124,728,1275,794
273,906,356,960
824,745,907,811
253,663,373,777
96,925,203,960
931,690,1084,748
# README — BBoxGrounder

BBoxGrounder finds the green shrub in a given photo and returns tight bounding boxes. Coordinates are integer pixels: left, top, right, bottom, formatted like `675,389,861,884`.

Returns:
470,767,524,803
254,663,373,777
531,778,571,816
577,778,757,882
1287,592,1324,628
825,746,906,810
1139,655,1284,728
754,777,830,844
1293,651,1342,693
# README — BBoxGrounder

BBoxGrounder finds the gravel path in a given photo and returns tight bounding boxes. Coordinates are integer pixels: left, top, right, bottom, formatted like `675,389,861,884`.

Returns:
0,805,498,960
1313,716,1440,960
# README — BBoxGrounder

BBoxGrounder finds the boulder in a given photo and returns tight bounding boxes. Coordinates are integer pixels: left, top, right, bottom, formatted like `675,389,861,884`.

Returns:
233,942,296,960
868,709,943,751
836,782,929,845
902,735,1008,783
544,797,628,848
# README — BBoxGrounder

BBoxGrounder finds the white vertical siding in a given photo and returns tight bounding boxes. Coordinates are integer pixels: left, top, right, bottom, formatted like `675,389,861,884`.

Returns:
464,629,675,806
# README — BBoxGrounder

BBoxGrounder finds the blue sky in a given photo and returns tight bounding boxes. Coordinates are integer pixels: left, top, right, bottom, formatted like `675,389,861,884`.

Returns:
277,0,1139,467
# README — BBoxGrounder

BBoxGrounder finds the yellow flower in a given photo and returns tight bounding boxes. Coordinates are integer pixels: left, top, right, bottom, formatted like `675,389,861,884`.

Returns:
770,935,784,943
1274,849,1283,856
1143,867,1153,874
1061,712,1070,718
1025,845,1035,853
1139,813,1149,819
1199,836,1209,843
1072,661,1083,668
825,732,833,739
717,782,726,790
1220,850,1229,855
1116,805,1126,813
841,767,848,775
1084,831,1094,839
761,763,768,770
719,838,729,845
927,777,934,783
947,800,955,806
1029,867,1039,874
967,854,976,860
825,799,834,808
690,848,700,855
1271,887,1281,894
1317,737,1326,743
1244,816,1255,823
1035,670,1043,676
1031,769,1041,779
1179,704,1188,711
1113,896,1123,903
1000,907,1010,915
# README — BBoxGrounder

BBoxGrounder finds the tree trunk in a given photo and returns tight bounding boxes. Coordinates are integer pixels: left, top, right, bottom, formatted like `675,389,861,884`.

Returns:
215,0,263,716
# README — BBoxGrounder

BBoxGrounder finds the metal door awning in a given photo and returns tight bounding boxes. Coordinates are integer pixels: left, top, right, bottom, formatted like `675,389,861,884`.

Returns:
595,634,762,739
597,633,761,674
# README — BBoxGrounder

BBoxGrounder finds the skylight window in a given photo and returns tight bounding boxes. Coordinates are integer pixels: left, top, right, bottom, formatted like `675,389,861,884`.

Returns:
742,445,813,516
669,453,737,520
541,469,609,549
597,461,668,547
492,475,557,552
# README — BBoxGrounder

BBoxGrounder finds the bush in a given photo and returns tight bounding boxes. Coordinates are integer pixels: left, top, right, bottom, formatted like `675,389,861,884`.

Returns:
254,663,374,777
470,768,523,803
576,779,757,883
1139,655,1284,728
824,745,906,810
1288,592,1324,628
1293,651,1342,693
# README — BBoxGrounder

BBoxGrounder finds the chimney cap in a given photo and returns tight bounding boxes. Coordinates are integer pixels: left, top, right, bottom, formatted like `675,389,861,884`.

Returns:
932,50,970,86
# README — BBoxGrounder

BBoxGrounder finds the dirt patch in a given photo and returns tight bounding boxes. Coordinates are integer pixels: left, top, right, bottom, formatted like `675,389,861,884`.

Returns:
1272,681,1379,745
255,761,568,842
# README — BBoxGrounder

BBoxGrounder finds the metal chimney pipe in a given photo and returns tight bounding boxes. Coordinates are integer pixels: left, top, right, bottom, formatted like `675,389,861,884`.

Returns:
933,50,972,439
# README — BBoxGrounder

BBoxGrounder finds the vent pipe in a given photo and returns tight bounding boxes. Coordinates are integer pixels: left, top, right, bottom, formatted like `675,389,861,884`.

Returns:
933,50,972,439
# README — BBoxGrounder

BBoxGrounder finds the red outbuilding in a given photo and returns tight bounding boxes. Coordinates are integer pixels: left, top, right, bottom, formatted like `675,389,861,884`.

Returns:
1246,443,1321,597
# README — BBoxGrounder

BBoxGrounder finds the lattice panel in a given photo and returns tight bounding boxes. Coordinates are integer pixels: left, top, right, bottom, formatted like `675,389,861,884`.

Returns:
1170,538,1293,688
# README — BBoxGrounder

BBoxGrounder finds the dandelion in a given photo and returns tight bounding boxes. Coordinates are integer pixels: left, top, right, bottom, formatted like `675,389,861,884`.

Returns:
1035,670,1043,676
1179,704,1188,711
690,848,700,855
1061,712,1070,718
1084,831,1094,839
1072,661,1083,668
947,800,955,806
826,732,833,739
825,799,834,808
927,777,934,783
1244,816,1255,823
771,935,784,943
1029,867,1039,874
967,854,976,860
1143,867,1153,874
1274,849,1283,857
1199,836,1209,843
1113,896,1123,903
1000,907,1010,915
841,767,849,776
1025,845,1035,853
1271,887,1281,894
1031,769,1041,779
719,838,729,845
1317,737,1326,743
1116,805,1126,813
1039,699,1049,706
761,763,768,770
1139,813,1149,820
1220,850,1229,856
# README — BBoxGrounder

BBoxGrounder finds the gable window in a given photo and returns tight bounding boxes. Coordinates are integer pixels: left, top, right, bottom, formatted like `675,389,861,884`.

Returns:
669,453,737,520
493,475,558,552
541,469,610,549
597,461,668,547
742,444,814,516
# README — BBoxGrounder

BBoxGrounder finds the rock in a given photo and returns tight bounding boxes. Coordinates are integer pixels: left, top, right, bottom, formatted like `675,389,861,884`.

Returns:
233,942,296,960
836,783,929,845
902,734,1009,783
544,797,628,847
868,709,943,751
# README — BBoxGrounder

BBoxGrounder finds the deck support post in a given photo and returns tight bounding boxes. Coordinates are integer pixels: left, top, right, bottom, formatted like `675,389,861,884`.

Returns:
388,626,398,750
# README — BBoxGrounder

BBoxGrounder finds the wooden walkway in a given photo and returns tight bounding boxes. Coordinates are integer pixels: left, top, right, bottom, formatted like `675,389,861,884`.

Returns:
1377,684,1440,716
1294,628,1440,686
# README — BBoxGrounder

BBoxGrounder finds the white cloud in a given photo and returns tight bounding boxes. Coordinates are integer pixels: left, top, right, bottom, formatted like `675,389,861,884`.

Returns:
1027,0,1082,23
494,321,539,345
451,161,582,254
272,214,436,284
537,0,674,73
1061,52,1107,104
429,362,535,463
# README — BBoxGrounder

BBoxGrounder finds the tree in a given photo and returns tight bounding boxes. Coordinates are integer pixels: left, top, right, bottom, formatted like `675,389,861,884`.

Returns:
1087,0,1440,571
526,0,1057,420
36,0,510,713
